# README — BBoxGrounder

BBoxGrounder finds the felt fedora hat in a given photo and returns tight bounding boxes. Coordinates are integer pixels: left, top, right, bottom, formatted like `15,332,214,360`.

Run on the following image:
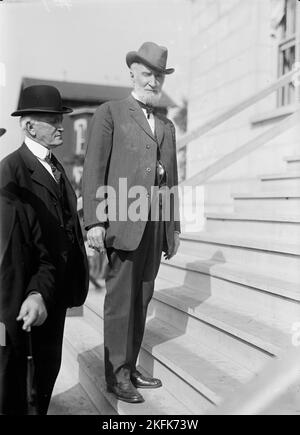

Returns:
11,85,73,116
126,41,175,75
0,128,6,137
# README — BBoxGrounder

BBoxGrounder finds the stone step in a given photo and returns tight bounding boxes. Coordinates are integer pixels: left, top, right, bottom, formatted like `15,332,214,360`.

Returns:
63,316,193,415
81,275,294,413
63,314,117,415
261,384,300,415
161,253,300,302
84,278,286,377
83,297,214,414
83,290,264,413
232,192,300,214
48,332,99,415
205,212,300,244
139,316,256,413
158,256,300,330
178,232,300,282
260,171,300,192
261,178,300,192
151,285,280,374
284,156,300,172
86,288,270,376
49,381,99,415
261,172,300,182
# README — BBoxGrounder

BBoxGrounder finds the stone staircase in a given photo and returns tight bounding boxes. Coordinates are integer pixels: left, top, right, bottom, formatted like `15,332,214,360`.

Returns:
63,148,300,415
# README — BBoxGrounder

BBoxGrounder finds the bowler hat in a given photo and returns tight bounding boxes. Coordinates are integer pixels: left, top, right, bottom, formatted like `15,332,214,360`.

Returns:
11,85,73,116
126,41,175,75
0,128,6,137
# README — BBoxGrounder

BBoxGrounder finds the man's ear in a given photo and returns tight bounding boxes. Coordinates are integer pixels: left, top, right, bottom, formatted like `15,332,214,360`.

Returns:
129,70,135,84
26,121,36,137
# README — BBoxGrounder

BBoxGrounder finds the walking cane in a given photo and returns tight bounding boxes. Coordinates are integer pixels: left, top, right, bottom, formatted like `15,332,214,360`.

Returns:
26,328,38,415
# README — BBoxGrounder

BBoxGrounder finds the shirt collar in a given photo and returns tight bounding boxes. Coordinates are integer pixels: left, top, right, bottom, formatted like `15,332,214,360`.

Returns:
132,91,147,108
25,136,50,160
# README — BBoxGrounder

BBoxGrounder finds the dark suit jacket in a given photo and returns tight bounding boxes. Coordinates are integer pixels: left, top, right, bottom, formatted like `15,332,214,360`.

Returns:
0,144,89,308
0,189,55,353
83,95,181,252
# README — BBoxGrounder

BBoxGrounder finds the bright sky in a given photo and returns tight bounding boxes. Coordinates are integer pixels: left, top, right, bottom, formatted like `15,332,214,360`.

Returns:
0,0,191,158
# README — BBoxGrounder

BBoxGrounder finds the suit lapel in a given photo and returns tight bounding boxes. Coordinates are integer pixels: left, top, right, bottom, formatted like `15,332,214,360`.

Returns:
19,143,60,199
128,96,157,142
155,115,165,147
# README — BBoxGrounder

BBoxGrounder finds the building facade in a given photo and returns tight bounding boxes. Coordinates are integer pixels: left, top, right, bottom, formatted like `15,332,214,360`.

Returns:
185,0,299,199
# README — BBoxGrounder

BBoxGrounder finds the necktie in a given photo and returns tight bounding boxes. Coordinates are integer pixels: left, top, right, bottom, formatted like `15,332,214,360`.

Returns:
135,99,155,119
45,154,74,243
45,153,61,184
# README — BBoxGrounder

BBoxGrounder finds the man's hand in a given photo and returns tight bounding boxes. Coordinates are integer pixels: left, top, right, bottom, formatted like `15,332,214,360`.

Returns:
17,293,48,331
87,226,106,255
164,232,180,260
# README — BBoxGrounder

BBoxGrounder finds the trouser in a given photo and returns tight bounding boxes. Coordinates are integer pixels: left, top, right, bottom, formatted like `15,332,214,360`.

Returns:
31,303,66,414
0,304,66,415
0,335,27,415
104,217,166,386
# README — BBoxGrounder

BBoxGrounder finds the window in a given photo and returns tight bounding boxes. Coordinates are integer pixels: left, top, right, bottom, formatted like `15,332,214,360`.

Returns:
74,118,87,155
277,0,297,106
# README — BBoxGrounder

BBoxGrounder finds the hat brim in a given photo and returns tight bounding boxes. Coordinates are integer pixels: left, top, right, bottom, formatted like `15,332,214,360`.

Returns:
11,106,73,117
0,128,6,137
126,51,175,75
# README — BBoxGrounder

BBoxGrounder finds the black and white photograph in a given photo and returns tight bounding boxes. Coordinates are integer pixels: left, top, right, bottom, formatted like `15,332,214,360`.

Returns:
0,0,300,420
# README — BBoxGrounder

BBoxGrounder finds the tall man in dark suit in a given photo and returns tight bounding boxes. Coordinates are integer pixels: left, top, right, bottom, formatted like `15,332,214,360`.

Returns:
0,85,89,414
83,42,180,403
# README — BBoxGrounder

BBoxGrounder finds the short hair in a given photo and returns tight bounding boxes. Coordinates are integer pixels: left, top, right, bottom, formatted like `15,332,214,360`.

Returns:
20,113,61,131
130,62,164,78
130,62,140,71
129,62,141,77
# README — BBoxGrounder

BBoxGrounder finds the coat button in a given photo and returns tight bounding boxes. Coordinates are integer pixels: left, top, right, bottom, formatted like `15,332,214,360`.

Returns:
146,145,150,149
146,167,151,172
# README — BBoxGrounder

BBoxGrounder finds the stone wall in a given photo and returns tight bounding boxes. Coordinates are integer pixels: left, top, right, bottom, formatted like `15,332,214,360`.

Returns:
186,0,279,180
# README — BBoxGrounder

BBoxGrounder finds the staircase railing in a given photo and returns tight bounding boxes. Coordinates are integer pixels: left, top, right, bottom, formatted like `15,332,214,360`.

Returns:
178,68,300,188
177,68,300,152
181,109,299,187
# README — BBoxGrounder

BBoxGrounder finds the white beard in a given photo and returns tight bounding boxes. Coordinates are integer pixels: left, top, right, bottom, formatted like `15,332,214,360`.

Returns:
135,89,162,106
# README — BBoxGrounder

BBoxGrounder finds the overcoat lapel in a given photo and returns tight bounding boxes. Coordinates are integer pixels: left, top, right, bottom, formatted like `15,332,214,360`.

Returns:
19,144,60,200
128,96,157,142
155,115,165,147
0,198,15,265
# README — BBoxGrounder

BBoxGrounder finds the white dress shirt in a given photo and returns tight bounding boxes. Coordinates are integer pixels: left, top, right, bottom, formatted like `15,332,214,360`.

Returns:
132,92,155,135
25,136,56,181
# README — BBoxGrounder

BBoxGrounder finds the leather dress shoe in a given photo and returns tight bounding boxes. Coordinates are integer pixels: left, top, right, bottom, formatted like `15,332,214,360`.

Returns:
131,371,162,389
107,381,145,403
